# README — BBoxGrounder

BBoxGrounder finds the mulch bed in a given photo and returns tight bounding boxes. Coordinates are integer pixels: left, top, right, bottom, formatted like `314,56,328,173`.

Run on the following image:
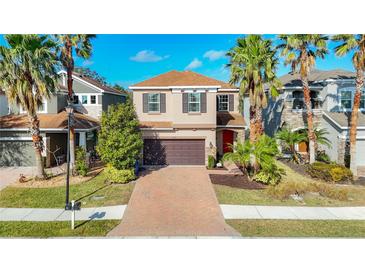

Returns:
278,159,312,178
209,174,266,190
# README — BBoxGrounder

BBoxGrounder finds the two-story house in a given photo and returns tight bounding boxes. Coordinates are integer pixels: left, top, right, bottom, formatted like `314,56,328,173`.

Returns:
0,72,126,167
130,70,246,166
263,69,365,173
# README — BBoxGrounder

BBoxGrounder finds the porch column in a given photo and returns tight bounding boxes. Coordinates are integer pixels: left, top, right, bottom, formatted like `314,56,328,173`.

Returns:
79,132,87,150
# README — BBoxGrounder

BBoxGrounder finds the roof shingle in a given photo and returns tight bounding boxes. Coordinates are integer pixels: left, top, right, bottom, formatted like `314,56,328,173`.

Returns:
131,70,237,89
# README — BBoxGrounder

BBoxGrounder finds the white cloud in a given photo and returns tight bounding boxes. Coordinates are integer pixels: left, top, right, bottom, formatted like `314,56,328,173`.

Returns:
130,50,169,62
203,50,226,61
82,60,94,66
185,58,202,70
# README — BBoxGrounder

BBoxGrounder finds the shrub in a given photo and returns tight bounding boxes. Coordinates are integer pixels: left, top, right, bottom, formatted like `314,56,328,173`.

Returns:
266,181,348,201
75,147,89,177
97,98,143,170
316,151,331,163
207,155,215,169
307,162,353,183
254,163,285,185
104,164,136,184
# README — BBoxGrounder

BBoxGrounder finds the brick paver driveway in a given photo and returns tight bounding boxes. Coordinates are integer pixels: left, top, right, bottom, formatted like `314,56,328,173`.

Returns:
108,166,239,237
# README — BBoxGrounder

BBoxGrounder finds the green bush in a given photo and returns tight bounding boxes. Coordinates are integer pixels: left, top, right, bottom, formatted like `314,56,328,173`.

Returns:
267,181,348,201
75,147,89,177
97,98,143,170
316,151,331,163
307,162,353,183
104,164,136,184
207,155,215,169
254,163,285,185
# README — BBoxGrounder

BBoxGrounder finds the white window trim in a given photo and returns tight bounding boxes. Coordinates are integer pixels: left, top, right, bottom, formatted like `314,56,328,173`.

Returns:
20,100,47,114
73,93,100,106
148,93,160,113
188,93,201,113
339,87,365,112
217,94,229,112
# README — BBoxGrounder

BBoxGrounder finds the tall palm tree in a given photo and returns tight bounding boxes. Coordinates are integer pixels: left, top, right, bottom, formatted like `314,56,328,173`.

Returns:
227,35,281,142
0,34,59,179
53,34,96,173
332,35,365,177
277,34,328,164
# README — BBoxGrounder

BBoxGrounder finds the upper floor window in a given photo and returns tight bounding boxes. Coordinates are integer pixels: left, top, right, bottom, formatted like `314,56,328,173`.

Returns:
90,95,96,104
340,88,365,110
73,95,79,104
217,95,229,111
20,101,46,114
188,93,200,112
148,93,160,112
81,95,88,104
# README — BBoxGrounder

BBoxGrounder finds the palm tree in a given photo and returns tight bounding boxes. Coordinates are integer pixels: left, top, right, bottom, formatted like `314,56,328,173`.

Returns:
227,35,281,142
53,34,96,173
275,128,307,163
277,34,328,164
0,35,59,179
332,35,365,177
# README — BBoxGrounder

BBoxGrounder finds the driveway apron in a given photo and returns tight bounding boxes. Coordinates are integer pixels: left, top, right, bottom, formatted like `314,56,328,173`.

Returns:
108,166,239,237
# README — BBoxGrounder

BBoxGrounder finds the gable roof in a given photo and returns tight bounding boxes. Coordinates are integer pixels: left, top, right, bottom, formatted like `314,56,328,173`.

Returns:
59,71,126,95
0,111,99,131
130,70,237,90
279,69,356,88
323,111,365,129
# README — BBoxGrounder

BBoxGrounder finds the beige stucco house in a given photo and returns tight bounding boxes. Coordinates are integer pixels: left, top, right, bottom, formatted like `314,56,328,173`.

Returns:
130,70,246,166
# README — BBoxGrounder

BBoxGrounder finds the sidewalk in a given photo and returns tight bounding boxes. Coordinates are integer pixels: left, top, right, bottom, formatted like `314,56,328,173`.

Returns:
221,205,365,220
1,205,365,222
0,205,126,222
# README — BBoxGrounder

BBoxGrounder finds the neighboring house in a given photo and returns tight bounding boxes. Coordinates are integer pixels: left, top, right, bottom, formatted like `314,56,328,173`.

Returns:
59,71,127,120
130,70,246,166
263,69,365,172
0,90,9,116
0,71,126,167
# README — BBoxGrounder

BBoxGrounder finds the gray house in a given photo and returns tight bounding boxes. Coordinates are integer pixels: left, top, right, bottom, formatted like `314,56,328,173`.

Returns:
0,72,127,167
261,69,365,174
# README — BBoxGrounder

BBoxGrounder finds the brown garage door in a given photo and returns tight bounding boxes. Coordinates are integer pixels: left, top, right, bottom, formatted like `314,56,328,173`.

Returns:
143,139,205,165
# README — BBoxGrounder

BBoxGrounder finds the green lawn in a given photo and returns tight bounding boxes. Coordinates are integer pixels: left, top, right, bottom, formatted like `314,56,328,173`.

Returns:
0,220,120,237
0,171,134,208
228,219,365,237
214,161,365,206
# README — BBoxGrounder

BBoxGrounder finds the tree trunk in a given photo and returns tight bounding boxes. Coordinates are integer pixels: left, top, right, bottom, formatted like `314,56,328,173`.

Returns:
65,37,75,173
255,107,264,137
249,106,256,143
349,68,364,178
29,114,45,179
301,74,316,164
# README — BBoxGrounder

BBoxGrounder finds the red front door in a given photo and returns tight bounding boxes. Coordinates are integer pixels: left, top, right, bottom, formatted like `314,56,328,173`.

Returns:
223,130,234,154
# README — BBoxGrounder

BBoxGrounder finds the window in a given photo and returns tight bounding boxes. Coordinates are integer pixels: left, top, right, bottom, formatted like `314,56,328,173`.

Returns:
73,95,79,104
217,95,229,111
188,93,200,112
339,88,365,110
90,95,96,104
340,89,352,109
81,95,88,104
148,93,160,112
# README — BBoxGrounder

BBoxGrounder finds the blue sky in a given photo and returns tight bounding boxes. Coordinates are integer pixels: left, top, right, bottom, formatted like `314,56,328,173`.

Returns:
0,34,356,89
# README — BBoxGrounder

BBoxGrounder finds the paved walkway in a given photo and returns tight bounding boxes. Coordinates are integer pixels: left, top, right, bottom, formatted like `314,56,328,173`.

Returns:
1,204,365,222
221,205,365,220
0,205,126,221
108,167,240,237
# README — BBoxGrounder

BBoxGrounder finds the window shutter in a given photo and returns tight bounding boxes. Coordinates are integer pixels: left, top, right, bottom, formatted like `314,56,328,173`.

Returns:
229,94,234,111
182,93,188,113
160,93,166,113
201,93,207,113
143,93,148,113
